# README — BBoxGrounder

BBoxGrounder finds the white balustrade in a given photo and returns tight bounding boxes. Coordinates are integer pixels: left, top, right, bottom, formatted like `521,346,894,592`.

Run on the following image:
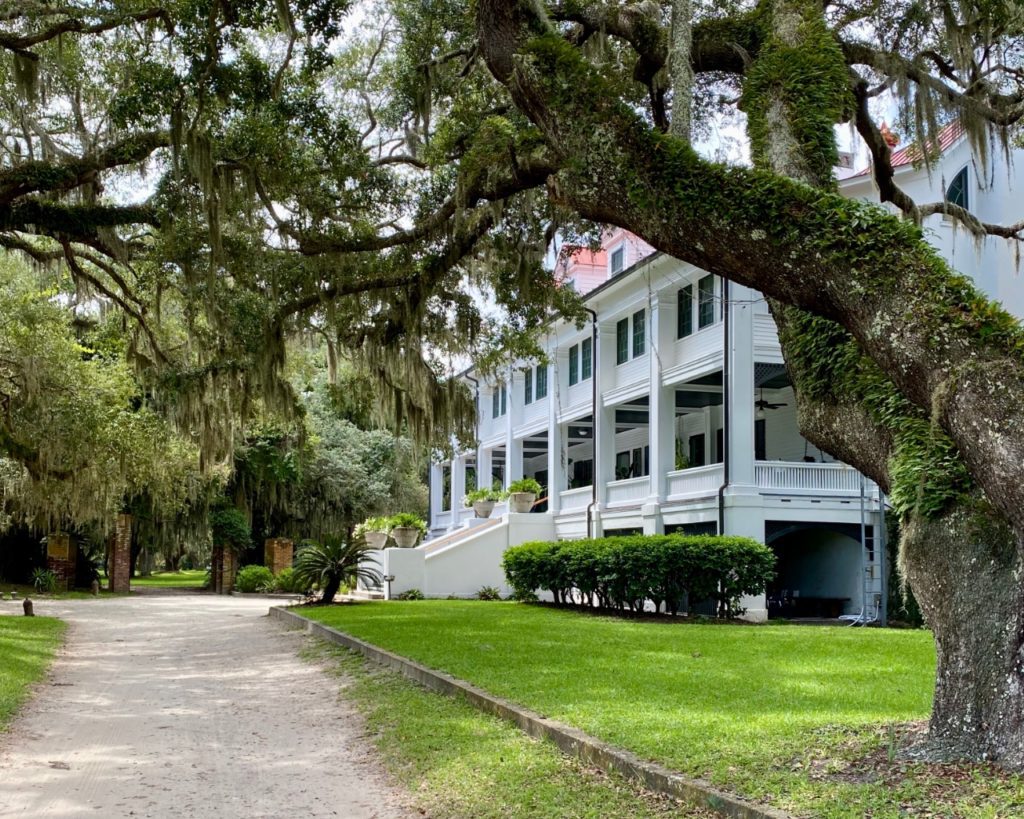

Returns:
434,510,452,530
755,462,866,495
665,464,723,500
559,486,593,511
606,475,650,506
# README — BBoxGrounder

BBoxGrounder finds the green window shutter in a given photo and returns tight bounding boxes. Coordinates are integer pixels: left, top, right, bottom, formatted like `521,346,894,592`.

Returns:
581,337,592,380
677,285,693,338
492,388,499,418
616,319,629,364
524,368,532,404
500,384,507,416
632,309,645,357
698,275,715,329
568,344,579,385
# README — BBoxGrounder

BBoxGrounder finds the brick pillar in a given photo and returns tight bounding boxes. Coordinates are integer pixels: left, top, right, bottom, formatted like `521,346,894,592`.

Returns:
222,549,238,593
46,533,74,592
264,538,294,575
109,513,132,593
211,546,238,594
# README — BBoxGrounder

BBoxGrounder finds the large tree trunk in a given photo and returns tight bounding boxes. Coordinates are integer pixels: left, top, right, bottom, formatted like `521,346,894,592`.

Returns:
902,508,1024,765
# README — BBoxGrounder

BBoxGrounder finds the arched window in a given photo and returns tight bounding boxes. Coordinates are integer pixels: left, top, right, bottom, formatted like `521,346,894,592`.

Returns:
945,166,969,211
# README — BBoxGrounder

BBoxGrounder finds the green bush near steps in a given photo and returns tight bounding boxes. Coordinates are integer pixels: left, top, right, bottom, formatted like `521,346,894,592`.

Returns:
502,534,775,617
234,565,275,593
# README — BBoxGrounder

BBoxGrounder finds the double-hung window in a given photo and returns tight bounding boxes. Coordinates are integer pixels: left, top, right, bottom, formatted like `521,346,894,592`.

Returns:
492,387,500,418
535,365,548,399
581,337,592,380
698,275,715,329
632,309,646,357
677,285,693,338
568,344,579,385
616,319,629,364
610,246,625,276
524,368,533,404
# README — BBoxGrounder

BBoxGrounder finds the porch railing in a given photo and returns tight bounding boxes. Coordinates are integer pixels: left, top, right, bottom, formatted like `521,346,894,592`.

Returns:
755,462,865,494
558,486,592,511
665,464,723,500
606,475,650,506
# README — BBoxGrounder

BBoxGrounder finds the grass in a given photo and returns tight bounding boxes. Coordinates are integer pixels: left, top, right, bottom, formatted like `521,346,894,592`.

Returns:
303,638,714,818
0,615,65,731
299,601,1024,818
130,569,207,589
2,582,126,600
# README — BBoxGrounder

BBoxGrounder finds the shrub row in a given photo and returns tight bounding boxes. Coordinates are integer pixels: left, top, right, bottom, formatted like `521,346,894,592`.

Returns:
502,535,775,617
234,564,309,594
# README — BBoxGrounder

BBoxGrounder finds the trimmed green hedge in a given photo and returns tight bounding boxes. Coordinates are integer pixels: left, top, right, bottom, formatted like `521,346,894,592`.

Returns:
502,535,775,617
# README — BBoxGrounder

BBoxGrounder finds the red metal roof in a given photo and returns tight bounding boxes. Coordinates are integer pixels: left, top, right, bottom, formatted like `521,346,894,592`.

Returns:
852,120,964,178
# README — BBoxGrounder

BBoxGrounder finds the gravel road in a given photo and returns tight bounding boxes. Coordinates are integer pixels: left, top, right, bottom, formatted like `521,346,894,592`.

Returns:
0,592,412,818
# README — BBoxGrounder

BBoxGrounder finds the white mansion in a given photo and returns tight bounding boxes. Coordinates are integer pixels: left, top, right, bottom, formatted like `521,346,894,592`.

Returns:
383,124,1024,620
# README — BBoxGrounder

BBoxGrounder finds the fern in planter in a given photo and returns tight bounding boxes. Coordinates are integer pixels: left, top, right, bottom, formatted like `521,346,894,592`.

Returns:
508,478,542,495
388,512,427,535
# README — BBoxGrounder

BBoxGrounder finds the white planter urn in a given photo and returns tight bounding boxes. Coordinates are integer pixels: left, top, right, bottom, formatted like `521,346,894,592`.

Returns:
472,500,496,518
508,492,536,513
363,531,388,549
391,526,421,548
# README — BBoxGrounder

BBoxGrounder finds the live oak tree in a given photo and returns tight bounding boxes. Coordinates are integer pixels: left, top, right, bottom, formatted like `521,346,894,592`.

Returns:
3,0,1024,767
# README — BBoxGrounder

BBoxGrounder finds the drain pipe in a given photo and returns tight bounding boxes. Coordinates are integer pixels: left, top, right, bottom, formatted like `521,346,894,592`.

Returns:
717,279,731,535
584,307,599,539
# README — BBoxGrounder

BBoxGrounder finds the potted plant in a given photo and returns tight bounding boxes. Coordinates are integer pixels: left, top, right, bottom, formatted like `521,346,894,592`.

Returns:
507,477,542,513
355,516,391,549
463,487,507,518
389,513,427,547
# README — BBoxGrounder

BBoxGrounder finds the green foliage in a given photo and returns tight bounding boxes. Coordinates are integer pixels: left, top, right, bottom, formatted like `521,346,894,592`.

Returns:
507,478,542,495
273,566,308,594
355,516,392,536
502,535,775,617
462,487,506,506
476,585,502,600
209,505,251,554
234,564,275,593
30,568,58,594
389,513,427,535
294,534,383,603
396,587,425,600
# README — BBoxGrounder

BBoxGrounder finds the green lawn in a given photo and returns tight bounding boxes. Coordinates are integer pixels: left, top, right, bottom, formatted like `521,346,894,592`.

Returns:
0,615,65,730
300,601,1024,818
3,583,125,600
304,638,713,818
131,569,207,589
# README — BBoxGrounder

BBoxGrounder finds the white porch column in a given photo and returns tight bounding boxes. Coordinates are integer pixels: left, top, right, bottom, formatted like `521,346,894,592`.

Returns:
477,447,493,489
646,293,675,505
727,282,757,487
428,461,444,528
594,322,617,532
505,368,523,486
450,453,466,529
547,423,564,514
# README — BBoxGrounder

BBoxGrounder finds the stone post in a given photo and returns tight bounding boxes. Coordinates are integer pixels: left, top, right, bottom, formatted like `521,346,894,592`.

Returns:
264,538,294,575
109,514,132,593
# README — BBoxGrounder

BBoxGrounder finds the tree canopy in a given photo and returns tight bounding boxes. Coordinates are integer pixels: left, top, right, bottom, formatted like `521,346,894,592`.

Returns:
2,0,1024,768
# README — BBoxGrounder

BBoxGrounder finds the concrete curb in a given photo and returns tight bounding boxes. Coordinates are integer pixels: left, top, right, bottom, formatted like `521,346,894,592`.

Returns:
270,605,794,819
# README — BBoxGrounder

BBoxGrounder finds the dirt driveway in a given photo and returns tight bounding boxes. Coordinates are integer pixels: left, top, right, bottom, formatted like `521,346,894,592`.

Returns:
0,592,412,818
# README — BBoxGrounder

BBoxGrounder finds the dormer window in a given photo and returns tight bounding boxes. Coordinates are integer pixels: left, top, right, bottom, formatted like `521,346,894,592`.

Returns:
610,246,625,276
945,166,969,211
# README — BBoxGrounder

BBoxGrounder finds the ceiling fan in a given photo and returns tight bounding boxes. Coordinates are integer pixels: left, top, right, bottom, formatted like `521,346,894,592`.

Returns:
754,388,788,411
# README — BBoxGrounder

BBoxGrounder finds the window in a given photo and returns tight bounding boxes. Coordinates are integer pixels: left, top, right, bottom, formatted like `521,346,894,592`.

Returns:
524,368,533,404
688,434,706,468
571,458,593,488
755,419,767,461
581,337,592,380
616,318,629,364
610,246,625,275
441,465,452,511
568,344,579,385
501,384,507,415
615,451,632,479
698,274,715,329
677,285,693,338
492,387,500,418
946,166,969,211
632,309,645,357
535,365,548,399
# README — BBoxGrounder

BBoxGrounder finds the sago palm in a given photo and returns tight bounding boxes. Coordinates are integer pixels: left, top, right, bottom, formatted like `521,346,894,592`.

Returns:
294,535,382,603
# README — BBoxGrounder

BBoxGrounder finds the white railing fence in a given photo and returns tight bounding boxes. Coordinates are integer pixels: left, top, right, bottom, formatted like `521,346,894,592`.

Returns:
559,486,593,511
665,464,723,499
606,475,650,506
755,462,865,494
